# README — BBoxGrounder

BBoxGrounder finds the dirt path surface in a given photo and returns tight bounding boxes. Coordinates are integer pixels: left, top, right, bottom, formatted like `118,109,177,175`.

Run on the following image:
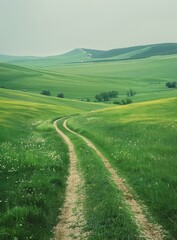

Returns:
53,120,87,240
64,119,165,240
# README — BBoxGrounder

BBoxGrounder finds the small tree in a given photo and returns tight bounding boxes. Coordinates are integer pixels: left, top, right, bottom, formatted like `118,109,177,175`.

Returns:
41,90,51,96
126,98,132,104
127,89,136,97
109,90,118,98
95,94,103,102
57,92,64,98
166,82,177,88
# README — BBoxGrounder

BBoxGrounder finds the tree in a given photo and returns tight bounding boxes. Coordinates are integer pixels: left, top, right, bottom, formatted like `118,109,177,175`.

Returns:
125,98,132,104
166,82,177,88
127,89,136,97
57,92,64,98
41,90,51,96
95,94,103,102
101,92,110,101
108,90,118,98
95,90,118,102
113,98,133,105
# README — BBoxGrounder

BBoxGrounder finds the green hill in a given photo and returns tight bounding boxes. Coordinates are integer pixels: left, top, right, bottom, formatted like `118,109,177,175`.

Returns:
1,43,177,67
68,97,177,239
0,49,90,67
83,43,177,61
1,53,177,102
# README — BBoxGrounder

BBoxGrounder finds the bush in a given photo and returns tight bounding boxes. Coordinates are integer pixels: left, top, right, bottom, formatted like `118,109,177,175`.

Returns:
113,98,132,105
57,92,64,98
127,89,136,97
40,90,51,96
166,82,177,88
95,90,118,102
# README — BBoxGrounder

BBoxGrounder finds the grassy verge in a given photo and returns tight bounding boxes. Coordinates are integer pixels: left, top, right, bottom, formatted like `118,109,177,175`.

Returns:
57,119,141,240
68,97,177,239
0,116,69,240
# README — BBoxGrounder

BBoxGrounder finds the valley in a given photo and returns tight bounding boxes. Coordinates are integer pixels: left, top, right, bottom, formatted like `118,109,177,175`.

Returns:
0,43,177,239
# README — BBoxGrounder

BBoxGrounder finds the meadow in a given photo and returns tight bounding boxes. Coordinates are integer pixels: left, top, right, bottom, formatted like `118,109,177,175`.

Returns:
1,53,177,102
1,47,177,239
68,97,177,239
0,88,104,240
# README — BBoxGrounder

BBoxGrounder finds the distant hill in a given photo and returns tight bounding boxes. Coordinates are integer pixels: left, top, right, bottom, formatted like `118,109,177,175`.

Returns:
1,43,177,67
83,43,177,60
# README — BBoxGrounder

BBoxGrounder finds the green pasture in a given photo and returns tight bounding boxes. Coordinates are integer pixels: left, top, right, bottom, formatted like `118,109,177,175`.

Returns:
68,97,177,239
0,88,104,240
1,54,177,101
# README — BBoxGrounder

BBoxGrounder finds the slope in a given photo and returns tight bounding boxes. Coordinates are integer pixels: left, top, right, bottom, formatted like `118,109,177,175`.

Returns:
0,88,106,240
1,54,177,102
68,97,177,239
1,43,177,67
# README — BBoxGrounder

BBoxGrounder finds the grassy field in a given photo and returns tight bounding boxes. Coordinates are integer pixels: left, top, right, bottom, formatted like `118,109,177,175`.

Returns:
1,46,177,239
0,88,105,240
0,53,177,102
68,97,177,239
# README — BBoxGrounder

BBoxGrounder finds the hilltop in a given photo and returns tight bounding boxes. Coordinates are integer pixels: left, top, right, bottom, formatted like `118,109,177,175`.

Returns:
1,43,177,67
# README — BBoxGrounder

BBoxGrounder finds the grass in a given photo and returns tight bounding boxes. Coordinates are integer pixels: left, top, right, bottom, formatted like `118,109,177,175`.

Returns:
1,53,177,102
57,119,141,240
1,45,177,239
68,97,177,239
0,88,104,240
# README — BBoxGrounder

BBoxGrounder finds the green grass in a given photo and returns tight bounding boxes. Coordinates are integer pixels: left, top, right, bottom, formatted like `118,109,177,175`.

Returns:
1,53,177,102
68,97,177,239
57,119,140,240
0,88,104,240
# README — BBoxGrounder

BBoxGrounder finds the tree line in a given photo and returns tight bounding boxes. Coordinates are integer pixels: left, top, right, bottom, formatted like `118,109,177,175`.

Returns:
95,89,136,105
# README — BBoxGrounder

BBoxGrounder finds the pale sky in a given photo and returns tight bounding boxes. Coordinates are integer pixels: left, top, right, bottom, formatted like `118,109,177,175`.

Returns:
0,0,177,56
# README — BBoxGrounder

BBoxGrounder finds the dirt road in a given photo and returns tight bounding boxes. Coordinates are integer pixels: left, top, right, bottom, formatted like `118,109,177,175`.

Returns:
53,120,87,240
63,119,164,240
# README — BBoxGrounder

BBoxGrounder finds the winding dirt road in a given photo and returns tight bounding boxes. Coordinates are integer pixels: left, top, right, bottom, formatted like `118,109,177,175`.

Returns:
53,120,87,240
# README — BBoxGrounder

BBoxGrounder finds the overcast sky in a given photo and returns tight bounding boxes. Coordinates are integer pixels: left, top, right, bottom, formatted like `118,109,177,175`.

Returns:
0,0,177,56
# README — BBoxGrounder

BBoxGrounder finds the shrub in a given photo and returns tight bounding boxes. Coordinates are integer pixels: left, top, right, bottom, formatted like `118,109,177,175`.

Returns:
57,92,64,98
40,90,51,96
127,89,136,97
95,90,118,102
113,98,132,105
166,82,177,88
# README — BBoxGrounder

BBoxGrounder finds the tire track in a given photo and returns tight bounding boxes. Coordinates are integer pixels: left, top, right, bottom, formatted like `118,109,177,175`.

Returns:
53,120,87,240
63,119,165,240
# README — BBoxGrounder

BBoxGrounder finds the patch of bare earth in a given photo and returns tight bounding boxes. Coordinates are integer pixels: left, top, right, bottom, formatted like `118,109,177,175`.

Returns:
53,120,87,240
64,119,165,240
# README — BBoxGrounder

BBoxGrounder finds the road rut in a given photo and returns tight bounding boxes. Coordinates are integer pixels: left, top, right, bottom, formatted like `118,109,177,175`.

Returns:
53,120,86,240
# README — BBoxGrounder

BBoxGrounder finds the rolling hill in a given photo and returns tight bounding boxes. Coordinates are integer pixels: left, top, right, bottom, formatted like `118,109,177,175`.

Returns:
0,52,177,102
1,43,177,239
1,43,177,67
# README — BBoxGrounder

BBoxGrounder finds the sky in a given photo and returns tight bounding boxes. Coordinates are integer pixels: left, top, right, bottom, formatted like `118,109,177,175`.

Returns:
0,0,177,56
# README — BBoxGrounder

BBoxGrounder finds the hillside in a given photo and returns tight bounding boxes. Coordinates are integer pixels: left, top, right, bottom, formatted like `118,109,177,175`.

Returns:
68,97,177,239
1,43,177,67
83,43,177,61
1,54,177,102
1,43,177,239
